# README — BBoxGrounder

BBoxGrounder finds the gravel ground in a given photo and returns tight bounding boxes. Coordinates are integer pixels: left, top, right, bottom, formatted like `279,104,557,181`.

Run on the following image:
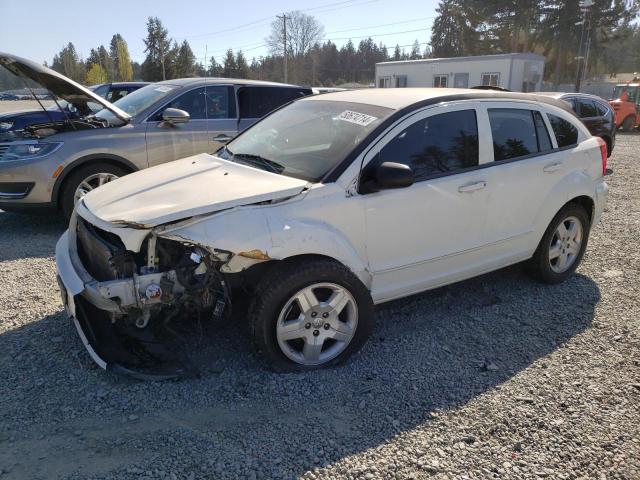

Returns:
0,135,638,480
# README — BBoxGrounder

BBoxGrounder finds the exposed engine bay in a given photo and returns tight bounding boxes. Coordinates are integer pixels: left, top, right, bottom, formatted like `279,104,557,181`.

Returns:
73,216,236,380
0,117,105,143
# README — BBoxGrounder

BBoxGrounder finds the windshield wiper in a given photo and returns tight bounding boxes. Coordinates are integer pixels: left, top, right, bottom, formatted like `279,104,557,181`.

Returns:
229,152,285,175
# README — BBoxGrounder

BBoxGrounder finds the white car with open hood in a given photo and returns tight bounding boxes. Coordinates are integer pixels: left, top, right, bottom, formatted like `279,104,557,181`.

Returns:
55,88,609,378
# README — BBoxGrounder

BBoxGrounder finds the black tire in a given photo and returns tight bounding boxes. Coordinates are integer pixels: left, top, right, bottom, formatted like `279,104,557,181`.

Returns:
248,258,375,372
526,203,591,284
621,116,635,132
60,163,129,219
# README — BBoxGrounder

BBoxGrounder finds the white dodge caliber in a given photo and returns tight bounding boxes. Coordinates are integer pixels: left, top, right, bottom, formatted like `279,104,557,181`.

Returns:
55,88,609,378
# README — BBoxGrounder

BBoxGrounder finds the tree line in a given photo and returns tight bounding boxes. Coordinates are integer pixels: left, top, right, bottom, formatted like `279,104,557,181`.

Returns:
429,0,640,85
12,4,640,90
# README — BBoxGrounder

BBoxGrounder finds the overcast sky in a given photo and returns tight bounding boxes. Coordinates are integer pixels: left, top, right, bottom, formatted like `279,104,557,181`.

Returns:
0,0,439,66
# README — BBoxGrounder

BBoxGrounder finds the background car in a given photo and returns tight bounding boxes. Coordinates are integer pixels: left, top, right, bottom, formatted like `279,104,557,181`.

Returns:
0,81,148,138
0,53,312,217
538,92,616,157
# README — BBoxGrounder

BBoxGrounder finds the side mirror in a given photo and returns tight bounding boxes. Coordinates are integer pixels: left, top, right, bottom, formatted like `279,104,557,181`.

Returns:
161,108,190,125
360,161,414,194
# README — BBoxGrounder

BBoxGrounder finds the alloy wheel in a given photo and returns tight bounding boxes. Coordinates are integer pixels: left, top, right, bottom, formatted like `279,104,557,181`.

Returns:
73,172,119,204
549,215,583,273
276,282,358,366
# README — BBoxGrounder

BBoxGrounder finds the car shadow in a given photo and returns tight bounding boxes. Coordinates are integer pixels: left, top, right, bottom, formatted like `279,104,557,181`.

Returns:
0,263,600,479
0,210,66,261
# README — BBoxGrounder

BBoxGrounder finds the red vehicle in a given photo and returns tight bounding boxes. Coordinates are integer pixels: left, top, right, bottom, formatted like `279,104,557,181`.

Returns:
609,83,640,131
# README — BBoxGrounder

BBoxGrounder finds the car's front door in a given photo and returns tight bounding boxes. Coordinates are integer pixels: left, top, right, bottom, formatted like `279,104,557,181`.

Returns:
145,87,211,167
361,104,493,302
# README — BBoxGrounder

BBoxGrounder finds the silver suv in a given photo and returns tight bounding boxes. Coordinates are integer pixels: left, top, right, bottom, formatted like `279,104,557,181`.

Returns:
0,53,311,217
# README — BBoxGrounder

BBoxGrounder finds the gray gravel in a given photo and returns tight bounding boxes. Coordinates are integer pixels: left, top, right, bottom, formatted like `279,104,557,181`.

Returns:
1,135,639,480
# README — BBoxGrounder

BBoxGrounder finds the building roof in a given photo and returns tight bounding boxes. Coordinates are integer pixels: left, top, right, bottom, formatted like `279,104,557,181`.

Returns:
302,87,572,112
154,77,304,88
376,52,544,67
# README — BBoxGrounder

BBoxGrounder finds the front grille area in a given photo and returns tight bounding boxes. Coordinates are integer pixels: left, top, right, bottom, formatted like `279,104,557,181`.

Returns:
76,217,134,281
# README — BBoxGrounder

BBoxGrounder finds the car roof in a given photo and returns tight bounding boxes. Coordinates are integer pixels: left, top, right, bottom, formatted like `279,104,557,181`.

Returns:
300,88,575,112
154,77,308,89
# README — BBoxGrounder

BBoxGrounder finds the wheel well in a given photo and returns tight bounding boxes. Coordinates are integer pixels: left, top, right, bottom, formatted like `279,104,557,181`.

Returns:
54,158,136,208
567,195,595,223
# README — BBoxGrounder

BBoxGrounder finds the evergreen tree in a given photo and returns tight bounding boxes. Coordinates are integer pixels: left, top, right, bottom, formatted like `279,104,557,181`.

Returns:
222,49,237,77
141,17,171,81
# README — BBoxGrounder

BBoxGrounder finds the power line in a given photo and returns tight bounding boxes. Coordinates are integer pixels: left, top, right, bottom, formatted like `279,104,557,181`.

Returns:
330,27,428,42
325,16,435,35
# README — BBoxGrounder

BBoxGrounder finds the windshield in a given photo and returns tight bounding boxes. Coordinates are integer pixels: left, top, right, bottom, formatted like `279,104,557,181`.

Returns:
613,85,638,103
95,83,178,122
221,99,394,182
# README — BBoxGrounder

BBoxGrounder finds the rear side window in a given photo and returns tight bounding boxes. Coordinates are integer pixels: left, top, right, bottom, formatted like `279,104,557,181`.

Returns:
578,100,598,118
488,108,542,161
595,102,609,117
547,114,579,148
379,109,479,181
239,86,310,118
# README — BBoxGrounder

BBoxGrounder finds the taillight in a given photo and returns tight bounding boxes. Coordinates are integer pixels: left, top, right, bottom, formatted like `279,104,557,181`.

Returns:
596,137,607,176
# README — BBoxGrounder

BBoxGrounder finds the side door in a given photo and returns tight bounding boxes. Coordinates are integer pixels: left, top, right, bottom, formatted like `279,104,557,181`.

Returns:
205,85,238,152
144,87,210,167
575,98,604,135
361,104,493,302
479,103,565,256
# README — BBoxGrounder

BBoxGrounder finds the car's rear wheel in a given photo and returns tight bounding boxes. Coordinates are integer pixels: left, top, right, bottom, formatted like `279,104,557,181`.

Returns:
527,203,590,284
621,116,635,132
60,163,128,219
248,258,375,372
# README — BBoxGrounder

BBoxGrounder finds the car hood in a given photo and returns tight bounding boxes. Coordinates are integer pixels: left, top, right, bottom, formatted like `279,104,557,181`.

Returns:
0,52,130,122
81,153,310,227
0,109,42,119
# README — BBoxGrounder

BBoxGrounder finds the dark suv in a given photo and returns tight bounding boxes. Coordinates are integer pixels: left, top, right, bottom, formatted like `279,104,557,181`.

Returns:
539,92,616,157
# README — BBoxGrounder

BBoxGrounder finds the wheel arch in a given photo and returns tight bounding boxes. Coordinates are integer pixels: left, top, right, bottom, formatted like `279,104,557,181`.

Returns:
52,154,138,208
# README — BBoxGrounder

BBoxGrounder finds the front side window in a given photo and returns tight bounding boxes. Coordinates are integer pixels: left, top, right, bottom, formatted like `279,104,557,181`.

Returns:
159,87,207,120
489,108,546,161
239,86,309,119
378,109,479,181
434,75,447,88
222,100,393,182
547,114,579,148
578,100,598,118
482,73,500,87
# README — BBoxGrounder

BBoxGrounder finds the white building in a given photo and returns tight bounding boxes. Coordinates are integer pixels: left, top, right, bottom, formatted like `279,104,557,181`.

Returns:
375,53,545,92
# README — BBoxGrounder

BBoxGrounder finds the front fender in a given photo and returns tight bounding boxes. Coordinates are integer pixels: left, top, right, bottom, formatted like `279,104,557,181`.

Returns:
157,206,372,288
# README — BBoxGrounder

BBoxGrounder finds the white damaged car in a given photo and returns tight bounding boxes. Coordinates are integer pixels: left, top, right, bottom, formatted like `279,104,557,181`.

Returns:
56,88,609,378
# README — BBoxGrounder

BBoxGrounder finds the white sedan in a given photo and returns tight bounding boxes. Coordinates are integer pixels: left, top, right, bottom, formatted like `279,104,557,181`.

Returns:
56,88,609,377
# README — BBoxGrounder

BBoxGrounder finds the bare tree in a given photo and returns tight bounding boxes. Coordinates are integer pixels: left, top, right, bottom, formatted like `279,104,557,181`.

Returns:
266,11,324,57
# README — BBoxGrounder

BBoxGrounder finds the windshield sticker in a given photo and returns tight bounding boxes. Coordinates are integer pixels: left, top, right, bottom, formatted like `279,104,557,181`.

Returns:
336,110,378,126
154,86,173,93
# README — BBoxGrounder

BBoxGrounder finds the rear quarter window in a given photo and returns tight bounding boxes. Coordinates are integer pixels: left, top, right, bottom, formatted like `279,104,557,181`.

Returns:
547,114,579,148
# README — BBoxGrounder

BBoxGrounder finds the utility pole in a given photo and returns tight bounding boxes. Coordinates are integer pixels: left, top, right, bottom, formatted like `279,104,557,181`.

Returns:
277,13,288,83
574,0,593,92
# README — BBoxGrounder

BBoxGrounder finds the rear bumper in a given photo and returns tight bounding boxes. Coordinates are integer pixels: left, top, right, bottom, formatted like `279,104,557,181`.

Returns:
593,179,608,227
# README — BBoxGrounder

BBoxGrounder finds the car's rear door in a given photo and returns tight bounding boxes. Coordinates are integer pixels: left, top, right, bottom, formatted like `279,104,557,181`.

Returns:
479,102,571,256
145,86,211,167
361,103,492,302
205,85,238,152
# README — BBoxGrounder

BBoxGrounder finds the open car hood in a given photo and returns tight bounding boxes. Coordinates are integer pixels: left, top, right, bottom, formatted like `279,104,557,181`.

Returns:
81,154,309,227
0,52,130,122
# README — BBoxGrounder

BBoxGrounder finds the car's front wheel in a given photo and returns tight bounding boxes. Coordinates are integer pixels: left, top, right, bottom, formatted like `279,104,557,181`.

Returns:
60,163,128,219
527,203,591,284
249,258,375,372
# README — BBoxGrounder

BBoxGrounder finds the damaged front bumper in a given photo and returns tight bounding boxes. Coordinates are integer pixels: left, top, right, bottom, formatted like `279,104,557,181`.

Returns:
56,230,199,380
